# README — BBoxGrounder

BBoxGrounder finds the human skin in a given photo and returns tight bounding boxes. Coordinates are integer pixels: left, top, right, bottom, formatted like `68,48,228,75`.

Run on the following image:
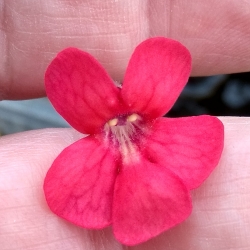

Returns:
0,1,250,249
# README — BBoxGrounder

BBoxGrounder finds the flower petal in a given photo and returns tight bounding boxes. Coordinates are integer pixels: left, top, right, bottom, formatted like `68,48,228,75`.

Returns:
143,116,224,189
45,48,124,134
43,136,118,228
121,37,191,118
113,157,192,246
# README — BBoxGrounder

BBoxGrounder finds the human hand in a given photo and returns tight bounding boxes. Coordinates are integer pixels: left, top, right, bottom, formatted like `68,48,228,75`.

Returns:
1,1,250,249
1,0,250,100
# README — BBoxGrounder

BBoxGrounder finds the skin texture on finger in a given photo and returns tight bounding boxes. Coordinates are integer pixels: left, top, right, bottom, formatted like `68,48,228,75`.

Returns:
1,0,250,99
0,129,123,250
0,117,250,249
0,0,148,100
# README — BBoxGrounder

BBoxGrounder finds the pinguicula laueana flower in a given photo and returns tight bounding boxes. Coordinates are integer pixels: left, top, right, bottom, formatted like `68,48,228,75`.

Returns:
44,37,224,246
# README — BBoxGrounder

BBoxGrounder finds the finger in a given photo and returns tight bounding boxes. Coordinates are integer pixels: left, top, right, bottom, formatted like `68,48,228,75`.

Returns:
150,0,250,76
0,117,250,249
1,1,250,99
0,129,122,249
135,116,250,250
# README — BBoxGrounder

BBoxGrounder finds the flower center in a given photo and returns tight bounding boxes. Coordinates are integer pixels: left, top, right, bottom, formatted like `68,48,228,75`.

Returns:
104,113,145,164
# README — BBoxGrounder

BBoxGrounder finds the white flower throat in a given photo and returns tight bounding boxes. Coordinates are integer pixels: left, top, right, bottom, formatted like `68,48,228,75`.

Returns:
104,113,145,163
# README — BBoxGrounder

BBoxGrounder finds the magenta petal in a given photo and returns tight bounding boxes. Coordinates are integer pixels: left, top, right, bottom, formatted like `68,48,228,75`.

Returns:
113,157,192,246
143,116,224,189
121,37,191,118
45,48,123,134
43,136,118,228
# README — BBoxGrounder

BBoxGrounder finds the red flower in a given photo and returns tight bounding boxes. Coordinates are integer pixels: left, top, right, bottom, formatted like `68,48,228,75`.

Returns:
44,37,224,246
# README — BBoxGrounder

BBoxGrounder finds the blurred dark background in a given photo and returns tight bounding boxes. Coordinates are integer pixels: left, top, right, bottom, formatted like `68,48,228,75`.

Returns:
168,72,250,117
0,72,250,135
